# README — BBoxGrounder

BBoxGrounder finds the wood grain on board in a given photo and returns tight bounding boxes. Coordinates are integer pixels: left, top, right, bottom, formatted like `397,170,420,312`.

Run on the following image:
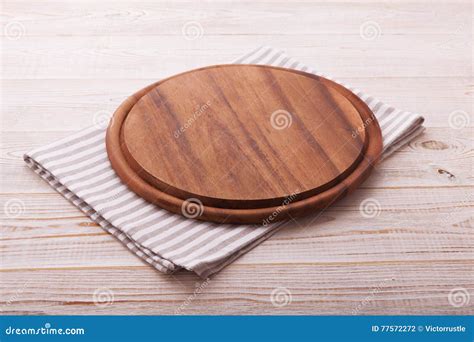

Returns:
107,65,382,223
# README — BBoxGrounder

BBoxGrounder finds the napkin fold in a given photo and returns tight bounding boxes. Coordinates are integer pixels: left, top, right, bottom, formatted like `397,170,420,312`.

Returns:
24,46,425,278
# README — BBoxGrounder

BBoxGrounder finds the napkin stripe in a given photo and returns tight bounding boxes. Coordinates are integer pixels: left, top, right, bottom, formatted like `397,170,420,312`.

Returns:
24,156,177,273
24,46,424,277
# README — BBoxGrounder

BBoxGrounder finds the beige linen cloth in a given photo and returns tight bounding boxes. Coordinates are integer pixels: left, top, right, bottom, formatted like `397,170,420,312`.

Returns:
24,46,425,278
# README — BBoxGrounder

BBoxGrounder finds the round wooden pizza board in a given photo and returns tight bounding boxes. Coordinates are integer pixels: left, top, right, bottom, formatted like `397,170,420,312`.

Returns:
106,64,382,224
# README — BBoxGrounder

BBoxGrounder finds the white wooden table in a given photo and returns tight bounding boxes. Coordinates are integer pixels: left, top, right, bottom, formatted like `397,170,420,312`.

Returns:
1,0,473,315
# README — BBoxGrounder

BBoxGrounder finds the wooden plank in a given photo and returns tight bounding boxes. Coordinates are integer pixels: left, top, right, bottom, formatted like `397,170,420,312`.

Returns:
0,263,472,315
1,185,473,240
1,1,470,36
1,77,471,131
1,128,472,194
1,183,472,268
1,34,470,79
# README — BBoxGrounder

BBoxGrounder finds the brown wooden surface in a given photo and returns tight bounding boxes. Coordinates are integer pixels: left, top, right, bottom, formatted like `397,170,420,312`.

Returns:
107,65,382,223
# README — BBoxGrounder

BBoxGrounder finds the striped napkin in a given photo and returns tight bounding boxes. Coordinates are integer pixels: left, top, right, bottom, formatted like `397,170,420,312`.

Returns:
24,46,424,278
